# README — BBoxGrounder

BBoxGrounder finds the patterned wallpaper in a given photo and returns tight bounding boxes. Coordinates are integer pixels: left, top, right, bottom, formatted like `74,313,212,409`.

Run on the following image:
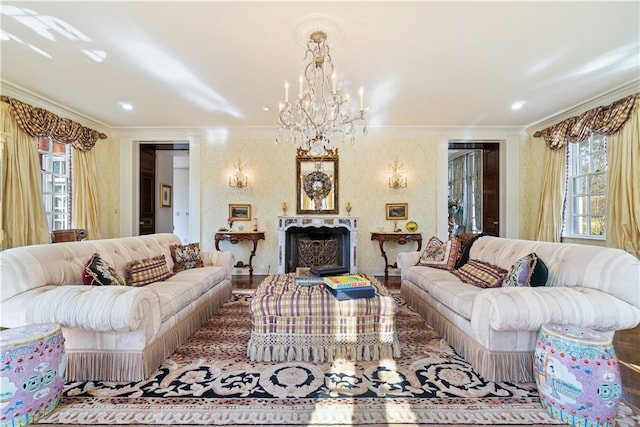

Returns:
99,132,535,276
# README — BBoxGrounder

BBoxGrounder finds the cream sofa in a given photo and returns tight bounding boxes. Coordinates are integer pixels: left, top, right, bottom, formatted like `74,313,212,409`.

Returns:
397,236,640,383
0,233,234,382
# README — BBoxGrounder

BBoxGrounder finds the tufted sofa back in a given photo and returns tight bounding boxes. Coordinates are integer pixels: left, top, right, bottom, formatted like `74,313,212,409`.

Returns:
0,233,182,303
469,236,640,309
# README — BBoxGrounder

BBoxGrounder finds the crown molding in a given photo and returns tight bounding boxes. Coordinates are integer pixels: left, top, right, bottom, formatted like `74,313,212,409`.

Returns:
0,81,112,136
526,79,640,134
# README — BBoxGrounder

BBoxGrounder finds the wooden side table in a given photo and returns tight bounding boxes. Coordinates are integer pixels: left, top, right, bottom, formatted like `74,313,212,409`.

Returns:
215,231,265,275
371,232,423,279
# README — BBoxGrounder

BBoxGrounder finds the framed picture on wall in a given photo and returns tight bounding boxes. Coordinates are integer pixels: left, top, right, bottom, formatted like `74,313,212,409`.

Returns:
386,203,408,220
229,204,251,221
160,184,172,208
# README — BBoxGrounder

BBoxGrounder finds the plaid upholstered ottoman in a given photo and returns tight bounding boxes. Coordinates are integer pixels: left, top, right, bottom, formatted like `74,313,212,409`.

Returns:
247,274,400,362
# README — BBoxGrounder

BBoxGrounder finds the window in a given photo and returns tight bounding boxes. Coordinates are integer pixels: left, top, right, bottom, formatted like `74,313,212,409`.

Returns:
565,133,607,238
38,137,72,231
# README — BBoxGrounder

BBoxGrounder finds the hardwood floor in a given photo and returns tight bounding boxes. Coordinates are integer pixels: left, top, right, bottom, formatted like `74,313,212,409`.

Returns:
232,274,401,291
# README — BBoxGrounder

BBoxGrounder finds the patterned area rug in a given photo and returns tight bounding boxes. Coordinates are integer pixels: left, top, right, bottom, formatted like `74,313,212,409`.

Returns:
38,293,639,426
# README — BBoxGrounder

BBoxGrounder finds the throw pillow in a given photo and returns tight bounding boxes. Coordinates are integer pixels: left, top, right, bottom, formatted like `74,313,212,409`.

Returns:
453,259,508,288
170,242,204,272
417,236,461,271
125,255,174,287
454,232,488,269
502,252,549,287
82,253,126,286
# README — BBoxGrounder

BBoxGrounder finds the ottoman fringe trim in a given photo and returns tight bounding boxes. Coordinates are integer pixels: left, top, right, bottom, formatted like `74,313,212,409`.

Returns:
247,333,401,362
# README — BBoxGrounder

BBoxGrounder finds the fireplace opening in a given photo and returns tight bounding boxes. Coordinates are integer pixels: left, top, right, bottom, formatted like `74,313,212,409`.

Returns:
285,226,349,273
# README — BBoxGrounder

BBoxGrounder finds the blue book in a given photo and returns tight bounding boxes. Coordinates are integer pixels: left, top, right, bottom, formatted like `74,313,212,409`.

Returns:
326,285,375,300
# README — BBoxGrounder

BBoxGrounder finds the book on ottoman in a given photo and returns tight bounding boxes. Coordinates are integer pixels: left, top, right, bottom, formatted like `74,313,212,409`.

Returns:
310,264,350,276
326,285,376,300
324,274,371,289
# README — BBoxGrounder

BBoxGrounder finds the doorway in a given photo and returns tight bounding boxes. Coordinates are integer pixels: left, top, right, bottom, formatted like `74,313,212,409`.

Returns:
138,143,190,241
448,141,500,237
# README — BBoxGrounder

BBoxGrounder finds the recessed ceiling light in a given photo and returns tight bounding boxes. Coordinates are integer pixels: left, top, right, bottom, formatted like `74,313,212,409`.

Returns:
262,106,270,112
511,101,526,110
119,102,133,111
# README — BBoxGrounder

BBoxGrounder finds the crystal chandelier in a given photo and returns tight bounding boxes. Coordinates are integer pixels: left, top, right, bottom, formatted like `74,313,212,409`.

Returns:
275,30,366,156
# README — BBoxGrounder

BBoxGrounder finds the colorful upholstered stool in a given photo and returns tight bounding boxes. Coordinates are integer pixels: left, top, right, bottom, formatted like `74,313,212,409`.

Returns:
534,323,621,427
0,323,66,427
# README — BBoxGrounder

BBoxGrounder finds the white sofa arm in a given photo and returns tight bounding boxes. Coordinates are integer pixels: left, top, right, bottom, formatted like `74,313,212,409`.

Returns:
397,251,421,270
25,286,161,336
201,250,235,279
470,286,640,342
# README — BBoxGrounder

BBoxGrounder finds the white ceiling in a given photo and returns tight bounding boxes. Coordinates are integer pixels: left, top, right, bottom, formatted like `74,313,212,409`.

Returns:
1,1,639,132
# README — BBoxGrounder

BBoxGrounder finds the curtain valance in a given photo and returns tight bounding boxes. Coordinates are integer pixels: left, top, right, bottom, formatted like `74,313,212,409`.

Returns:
534,92,639,149
1,96,107,151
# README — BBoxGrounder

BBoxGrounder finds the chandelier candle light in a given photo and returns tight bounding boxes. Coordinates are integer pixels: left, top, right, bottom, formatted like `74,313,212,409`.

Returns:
276,30,366,156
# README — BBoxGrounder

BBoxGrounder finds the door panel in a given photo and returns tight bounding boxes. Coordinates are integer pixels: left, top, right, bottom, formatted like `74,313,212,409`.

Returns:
482,146,500,236
139,146,155,235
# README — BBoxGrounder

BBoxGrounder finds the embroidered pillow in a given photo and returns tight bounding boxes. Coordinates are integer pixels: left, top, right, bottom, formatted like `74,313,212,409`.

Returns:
170,242,204,272
453,259,508,289
503,252,549,287
417,236,461,270
125,255,174,287
82,254,126,286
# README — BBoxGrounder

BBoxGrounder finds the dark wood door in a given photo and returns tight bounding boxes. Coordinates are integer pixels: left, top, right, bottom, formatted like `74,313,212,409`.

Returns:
482,146,500,236
139,146,156,235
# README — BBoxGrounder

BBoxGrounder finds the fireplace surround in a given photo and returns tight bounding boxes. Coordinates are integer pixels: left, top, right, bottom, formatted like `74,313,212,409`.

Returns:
277,216,358,274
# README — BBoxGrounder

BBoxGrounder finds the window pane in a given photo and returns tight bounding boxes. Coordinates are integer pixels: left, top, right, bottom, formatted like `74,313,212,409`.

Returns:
593,152,607,173
41,174,53,192
592,134,606,152
573,196,588,214
579,156,590,174
591,195,605,215
573,176,587,195
52,141,66,154
578,140,590,157
42,193,52,211
589,174,605,194
37,137,50,151
573,216,588,234
591,216,605,236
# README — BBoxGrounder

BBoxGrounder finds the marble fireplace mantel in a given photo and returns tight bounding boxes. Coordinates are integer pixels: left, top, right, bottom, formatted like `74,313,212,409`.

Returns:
277,216,358,274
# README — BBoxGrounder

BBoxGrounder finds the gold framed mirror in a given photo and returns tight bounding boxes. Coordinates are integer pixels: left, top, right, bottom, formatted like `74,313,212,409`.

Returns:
296,149,339,214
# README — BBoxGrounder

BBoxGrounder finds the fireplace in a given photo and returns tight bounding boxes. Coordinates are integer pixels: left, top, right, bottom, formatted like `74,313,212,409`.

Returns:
277,216,358,274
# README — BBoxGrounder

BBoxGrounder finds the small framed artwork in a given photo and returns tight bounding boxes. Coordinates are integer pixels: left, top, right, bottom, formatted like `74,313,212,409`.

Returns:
229,204,251,221
160,184,172,208
386,203,408,220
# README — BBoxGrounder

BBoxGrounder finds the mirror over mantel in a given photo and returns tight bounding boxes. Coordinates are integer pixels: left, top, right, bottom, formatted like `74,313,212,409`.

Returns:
296,148,339,215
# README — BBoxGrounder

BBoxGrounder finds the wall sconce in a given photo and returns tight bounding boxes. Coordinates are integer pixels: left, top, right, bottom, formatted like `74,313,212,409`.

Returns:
388,161,407,189
228,160,248,189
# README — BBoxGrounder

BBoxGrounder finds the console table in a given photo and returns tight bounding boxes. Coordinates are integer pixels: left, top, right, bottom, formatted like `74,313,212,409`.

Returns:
371,231,422,279
215,231,265,275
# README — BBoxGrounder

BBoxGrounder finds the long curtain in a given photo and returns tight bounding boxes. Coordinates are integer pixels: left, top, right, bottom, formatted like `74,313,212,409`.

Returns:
534,145,567,242
606,98,640,258
0,103,49,249
72,149,101,241
534,93,639,251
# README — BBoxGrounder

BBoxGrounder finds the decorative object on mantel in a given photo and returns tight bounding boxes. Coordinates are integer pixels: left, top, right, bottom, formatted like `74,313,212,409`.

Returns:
228,160,248,189
275,18,367,157
281,202,288,216
297,150,339,214
388,160,408,189
345,202,352,216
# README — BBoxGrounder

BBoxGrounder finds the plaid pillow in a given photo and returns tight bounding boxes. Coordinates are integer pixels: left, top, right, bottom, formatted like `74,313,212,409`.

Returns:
125,255,174,287
82,253,125,286
170,242,204,272
453,259,508,288
417,236,461,270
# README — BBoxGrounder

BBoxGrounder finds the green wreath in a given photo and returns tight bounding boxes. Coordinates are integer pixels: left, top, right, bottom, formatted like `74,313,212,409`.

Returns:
303,171,332,200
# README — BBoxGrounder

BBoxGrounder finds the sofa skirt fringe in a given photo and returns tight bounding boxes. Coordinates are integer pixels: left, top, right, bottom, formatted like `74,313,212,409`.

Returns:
66,283,232,382
401,285,535,383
